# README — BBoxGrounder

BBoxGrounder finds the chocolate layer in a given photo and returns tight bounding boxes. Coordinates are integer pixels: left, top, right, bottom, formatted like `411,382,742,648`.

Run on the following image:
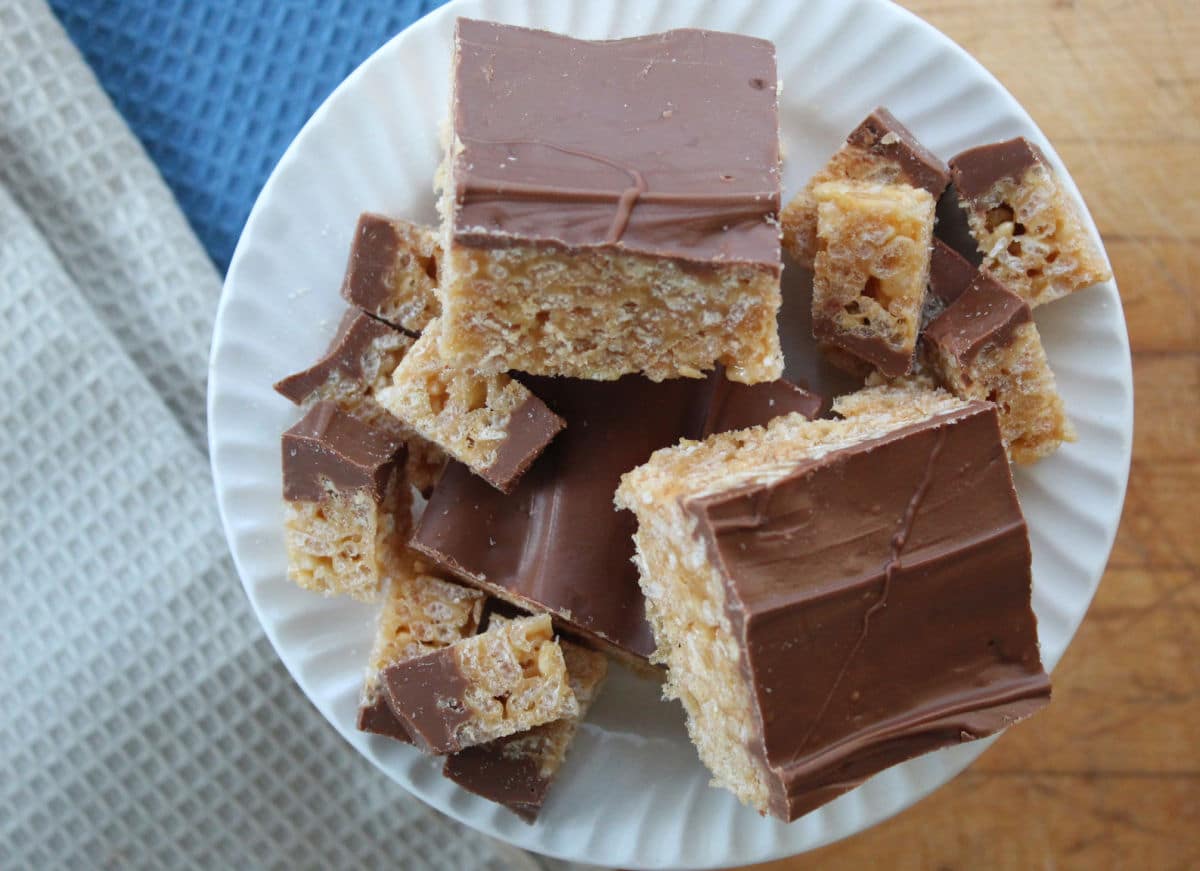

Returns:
480,395,566,494
685,402,1050,820
812,319,913,380
356,688,413,744
274,310,410,403
444,742,549,823
412,372,823,662
924,272,1033,367
950,137,1046,203
928,239,977,307
340,213,438,323
934,183,983,264
846,107,950,197
281,401,405,503
451,18,780,267
381,647,473,754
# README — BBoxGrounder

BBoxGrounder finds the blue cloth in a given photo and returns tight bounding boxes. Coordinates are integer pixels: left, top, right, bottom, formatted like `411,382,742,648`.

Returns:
50,0,450,273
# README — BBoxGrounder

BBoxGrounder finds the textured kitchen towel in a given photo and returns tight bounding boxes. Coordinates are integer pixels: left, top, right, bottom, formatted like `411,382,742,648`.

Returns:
0,2,556,868
48,0,451,271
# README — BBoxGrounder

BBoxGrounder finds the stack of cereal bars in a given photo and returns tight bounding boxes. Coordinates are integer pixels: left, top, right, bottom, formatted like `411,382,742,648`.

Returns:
273,18,1110,823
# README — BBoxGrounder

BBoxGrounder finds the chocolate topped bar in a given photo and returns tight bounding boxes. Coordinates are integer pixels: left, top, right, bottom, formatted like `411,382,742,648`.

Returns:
340,213,441,334
482,395,567,489
616,388,1051,820
844,107,951,197
411,372,823,663
923,274,1072,464
382,613,578,754
685,404,1049,818
924,271,1032,365
948,137,1110,308
275,311,410,405
443,621,607,822
281,401,404,503
951,137,1046,201
451,19,780,266
437,19,785,384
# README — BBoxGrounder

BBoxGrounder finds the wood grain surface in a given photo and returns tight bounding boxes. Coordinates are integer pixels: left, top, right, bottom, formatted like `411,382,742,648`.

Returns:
739,2,1199,868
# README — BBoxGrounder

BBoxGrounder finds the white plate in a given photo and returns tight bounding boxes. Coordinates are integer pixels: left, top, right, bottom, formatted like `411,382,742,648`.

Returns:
208,0,1133,867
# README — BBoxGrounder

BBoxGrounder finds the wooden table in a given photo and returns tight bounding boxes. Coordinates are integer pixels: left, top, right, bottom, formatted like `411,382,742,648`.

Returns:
741,2,1200,868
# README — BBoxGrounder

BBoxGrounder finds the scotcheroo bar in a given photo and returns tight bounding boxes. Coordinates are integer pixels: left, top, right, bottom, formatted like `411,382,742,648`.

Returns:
357,552,487,742
924,271,1074,463
281,401,410,600
376,318,565,493
782,107,949,268
341,212,441,335
443,616,607,822
435,18,784,384
273,310,447,494
950,137,1110,307
616,385,1050,821
382,613,578,754
811,180,935,377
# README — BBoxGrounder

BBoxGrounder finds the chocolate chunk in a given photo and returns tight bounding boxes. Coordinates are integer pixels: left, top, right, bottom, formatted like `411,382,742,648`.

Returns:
281,401,405,503
343,214,401,313
845,107,950,197
274,311,405,404
355,691,413,744
480,395,567,493
934,183,983,264
380,648,472,753
444,745,548,823
411,373,823,662
685,402,1051,820
927,239,977,307
950,137,1046,203
697,370,828,432
451,18,780,267
924,272,1033,367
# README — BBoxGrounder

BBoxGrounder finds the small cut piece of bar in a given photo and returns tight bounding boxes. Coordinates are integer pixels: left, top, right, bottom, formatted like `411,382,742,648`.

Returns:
376,318,565,493
382,613,578,754
443,615,608,822
782,107,949,268
950,137,1111,307
811,180,935,377
924,271,1074,463
340,212,441,334
273,310,447,494
281,401,410,600
436,18,784,384
616,385,1051,821
357,552,487,742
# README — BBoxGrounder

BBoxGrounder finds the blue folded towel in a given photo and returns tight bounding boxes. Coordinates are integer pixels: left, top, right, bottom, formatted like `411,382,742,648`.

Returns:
51,0,449,272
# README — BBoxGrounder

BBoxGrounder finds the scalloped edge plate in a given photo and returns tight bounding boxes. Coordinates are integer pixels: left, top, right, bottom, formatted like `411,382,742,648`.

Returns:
208,1,1132,867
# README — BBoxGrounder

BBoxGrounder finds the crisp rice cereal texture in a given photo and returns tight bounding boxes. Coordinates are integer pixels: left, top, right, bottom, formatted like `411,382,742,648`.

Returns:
962,164,1110,308
283,466,411,601
434,614,580,751
342,213,442,334
926,320,1075,463
615,385,967,814
811,181,934,376
436,242,784,384
783,141,918,269
375,318,555,481
360,552,486,716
